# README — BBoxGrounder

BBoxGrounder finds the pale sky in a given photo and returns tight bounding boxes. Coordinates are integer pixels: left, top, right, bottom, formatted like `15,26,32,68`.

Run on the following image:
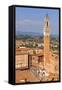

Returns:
16,7,59,36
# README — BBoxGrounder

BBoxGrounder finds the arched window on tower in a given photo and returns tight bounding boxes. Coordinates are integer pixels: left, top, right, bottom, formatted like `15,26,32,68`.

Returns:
47,21,48,27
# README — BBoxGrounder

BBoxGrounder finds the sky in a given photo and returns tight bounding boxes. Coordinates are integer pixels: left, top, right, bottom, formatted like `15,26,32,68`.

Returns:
16,7,59,36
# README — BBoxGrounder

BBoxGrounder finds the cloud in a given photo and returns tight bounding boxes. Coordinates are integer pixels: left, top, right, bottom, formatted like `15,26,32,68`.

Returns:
16,19,43,30
16,19,32,27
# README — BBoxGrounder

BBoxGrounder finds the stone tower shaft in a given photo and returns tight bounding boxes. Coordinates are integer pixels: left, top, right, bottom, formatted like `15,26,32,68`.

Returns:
44,14,50,66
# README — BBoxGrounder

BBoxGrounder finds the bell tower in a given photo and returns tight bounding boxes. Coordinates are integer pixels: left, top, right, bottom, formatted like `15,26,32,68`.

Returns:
44,14,50,66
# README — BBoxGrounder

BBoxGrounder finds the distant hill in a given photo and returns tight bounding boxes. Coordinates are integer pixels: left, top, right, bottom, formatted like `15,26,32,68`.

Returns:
16,31,43,37
16,31,59,40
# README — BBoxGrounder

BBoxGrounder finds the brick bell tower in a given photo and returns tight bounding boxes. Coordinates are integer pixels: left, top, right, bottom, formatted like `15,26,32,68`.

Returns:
44,14,50,67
